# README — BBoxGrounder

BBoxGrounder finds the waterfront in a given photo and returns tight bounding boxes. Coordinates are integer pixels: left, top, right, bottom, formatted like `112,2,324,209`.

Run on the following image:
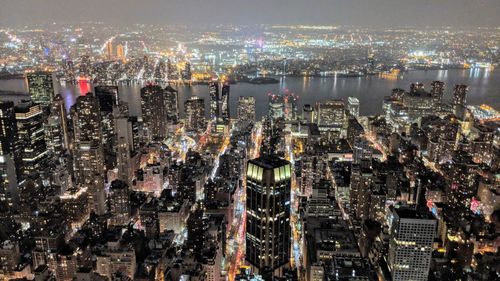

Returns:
0,68,498,117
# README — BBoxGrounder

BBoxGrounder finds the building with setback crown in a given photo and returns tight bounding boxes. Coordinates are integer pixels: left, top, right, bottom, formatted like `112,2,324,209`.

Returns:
246,155,291,277
14,101,48,180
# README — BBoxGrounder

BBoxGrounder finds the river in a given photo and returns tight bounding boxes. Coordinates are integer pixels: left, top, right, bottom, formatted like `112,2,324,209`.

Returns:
0,69,498,118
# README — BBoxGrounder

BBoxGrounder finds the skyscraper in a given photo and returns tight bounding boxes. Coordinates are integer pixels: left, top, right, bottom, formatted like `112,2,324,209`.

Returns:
246,155,291,276
44,94,70,156
387,206,436,281
209,82,219,121
114,102,134,185
109,179,131,226
0,101,17,156
316,99,346,139
430,81,445,105
453,84,468,118
184,96,205,132
27,71,55,107
71,94,106,215
0,101,18,211
106,41,113,60
140,85,170,140
221,83,230,125
237,96,256,129
347,97,360,118
165,85,179,124
14,101,48,180
116,44,125,61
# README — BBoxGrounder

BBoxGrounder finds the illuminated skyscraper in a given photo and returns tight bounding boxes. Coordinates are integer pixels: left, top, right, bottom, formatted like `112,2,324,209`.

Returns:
184,96,205,132
237,96,256,129
27,71,55,107
246,155,291,276
113,102,134,185
209,82,220,121
316,99,346,139
0,101,18,210
453,85,468,118
71,94,106,215
221,83,230,125
140,85,170,140
116,44,125,61
165,86,179,124
302,104,314,123
388,206,436,281
106,41,113,60
14,101,48,180
347,97,360,118
109,179,131,226
0,101,17,156
430,81,445,105
44,94,70,156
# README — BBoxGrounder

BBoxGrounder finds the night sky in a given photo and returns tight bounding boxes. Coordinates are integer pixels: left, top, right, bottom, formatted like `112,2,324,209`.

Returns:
1,0,499,27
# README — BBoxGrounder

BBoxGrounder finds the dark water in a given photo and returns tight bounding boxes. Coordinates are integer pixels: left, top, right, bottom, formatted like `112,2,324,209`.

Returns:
1,69,499,118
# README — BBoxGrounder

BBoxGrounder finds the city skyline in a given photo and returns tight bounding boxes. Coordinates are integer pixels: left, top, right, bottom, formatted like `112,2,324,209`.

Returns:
0,1,498,281
0,0,500,28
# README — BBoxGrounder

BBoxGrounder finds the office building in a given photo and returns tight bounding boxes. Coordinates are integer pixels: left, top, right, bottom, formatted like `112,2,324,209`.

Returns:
387,206,436,281
453,85,468,118
237,96,256,129
246,155,291,276
316,99,346,138
221,83,230,125
347,97,360,118
44,95,70,156
209,82,219,121
71,94,106,215
27,71,55,107
14,101,48,180
140,85,173,140
185,96,205,132
109,180,131,226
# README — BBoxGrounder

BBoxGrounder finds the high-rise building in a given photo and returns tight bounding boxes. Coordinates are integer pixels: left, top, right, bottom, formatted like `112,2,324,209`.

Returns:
182,62,192,80
186,204,204,253
27,71,55,107
221,83,230,125
430,81,445,105
116,44,125,61
109,180,130,226
140,85,170,140
106,41,113,60
453,85,468,118
387,206,436,281
246,155,291,276
0,101,17,156
14,101,48,180
0,101,18,211
44,95,70,156
165,86,179,124
237,96,256,129
113,103,134,185
209,82,219,121
71,94,106,215
316,99,346,139
347,97,360,118
184,96,205,132
302,104,314,123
